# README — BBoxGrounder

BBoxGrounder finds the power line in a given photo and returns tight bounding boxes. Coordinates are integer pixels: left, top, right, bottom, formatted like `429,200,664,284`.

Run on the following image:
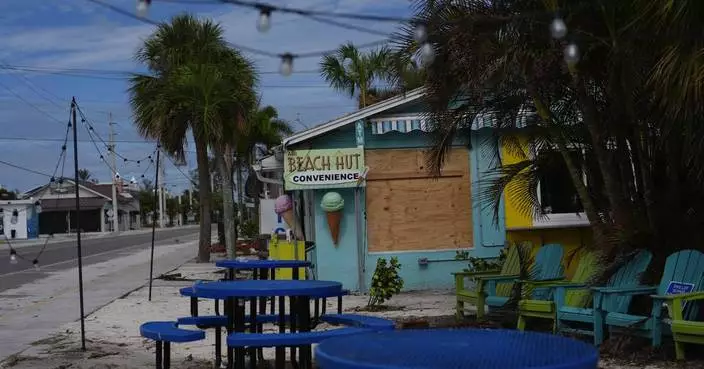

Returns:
0,64,320,76
0,79,65,123
0,159,54,177
88,0,390,61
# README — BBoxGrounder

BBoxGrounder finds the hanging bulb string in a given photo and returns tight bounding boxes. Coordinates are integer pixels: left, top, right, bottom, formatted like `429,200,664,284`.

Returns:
75,103,155,164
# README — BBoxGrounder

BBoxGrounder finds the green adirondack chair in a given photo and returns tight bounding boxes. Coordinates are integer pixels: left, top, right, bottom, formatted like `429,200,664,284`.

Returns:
474,244,565,318
668,274,704,360
555,249,652,345
599,249,704,347
453,244,521,319
516,250,599,333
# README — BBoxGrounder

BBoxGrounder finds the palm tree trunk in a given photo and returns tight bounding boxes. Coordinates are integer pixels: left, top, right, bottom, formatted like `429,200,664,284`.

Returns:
215,145,237,259
236,156,245,221
194,136,212,262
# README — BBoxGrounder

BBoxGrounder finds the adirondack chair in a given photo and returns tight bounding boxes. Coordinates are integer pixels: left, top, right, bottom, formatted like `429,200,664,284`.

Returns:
554,250,652,345
598,249,704,347
473,244,565,318
516,250,599,333
668,274,704,360
453,245,521,319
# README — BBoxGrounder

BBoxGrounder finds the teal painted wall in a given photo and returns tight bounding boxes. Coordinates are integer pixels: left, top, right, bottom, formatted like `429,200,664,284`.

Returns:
313,188,362,291
295,111,506,292
366,251,468,291
469,128,506,258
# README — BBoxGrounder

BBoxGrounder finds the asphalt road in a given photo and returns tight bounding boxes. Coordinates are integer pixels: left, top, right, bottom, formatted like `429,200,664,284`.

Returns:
0,226,202,292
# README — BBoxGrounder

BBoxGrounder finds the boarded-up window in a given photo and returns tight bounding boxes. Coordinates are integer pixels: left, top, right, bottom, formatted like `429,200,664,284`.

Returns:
365,148,472,252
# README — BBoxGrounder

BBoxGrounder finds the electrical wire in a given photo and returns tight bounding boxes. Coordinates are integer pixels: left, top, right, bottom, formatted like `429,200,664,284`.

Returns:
0,79,64,123
87,0,390,59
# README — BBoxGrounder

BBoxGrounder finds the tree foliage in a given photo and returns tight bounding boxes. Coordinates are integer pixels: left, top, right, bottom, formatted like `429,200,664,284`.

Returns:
395,0,704,284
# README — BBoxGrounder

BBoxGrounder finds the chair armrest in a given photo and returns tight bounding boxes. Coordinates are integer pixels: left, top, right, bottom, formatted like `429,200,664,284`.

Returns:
451,269,502,277
476,274,520,282
592,286,657,295
521,280,586,289
651,291,704,302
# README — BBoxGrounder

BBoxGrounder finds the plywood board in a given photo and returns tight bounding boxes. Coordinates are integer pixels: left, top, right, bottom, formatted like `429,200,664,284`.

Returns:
365,148,473,252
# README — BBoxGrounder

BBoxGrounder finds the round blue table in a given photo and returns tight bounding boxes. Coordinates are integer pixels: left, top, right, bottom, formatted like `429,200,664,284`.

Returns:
192,280,341,299
193,280,343,369
315,329,599,369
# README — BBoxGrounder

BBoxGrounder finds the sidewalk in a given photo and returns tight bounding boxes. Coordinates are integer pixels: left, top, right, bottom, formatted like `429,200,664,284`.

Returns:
0,234,206,363
5,224,199,249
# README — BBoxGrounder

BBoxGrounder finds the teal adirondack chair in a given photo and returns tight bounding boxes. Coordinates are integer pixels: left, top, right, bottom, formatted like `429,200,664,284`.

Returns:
553,250,652,345
477,244,564,315
597,249,704,347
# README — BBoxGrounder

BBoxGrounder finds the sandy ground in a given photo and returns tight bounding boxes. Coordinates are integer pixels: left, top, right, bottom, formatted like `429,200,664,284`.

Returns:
0,261,693,369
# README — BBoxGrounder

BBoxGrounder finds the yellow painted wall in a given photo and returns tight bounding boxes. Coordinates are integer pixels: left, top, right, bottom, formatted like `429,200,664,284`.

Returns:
499,134,593,278
268,239,307,279
507,228,592,279
500,135,534,229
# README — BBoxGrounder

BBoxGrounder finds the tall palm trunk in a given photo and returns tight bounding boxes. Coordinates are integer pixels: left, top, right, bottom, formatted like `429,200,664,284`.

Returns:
215,145,237,259
195,136,212,262
236,156,245,222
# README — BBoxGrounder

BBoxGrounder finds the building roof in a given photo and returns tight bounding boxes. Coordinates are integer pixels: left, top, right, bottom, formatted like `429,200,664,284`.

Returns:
282,88,426,146
23,179,111,200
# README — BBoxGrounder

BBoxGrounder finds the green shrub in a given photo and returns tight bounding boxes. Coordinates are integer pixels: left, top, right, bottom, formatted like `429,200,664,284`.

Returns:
239,219,259,240
367,257,404,307
465,247,508,273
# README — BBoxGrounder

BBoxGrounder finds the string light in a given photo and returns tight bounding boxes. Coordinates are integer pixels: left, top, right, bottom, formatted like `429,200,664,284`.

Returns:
420,43,435,65
564,43,580,65
280,53,294,77
256,6,272,33
33,259,40,271
137,0,151,17
9,249,18,264
550,17,567,39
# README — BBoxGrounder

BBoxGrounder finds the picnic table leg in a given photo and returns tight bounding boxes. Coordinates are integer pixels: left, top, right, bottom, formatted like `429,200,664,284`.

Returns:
226,298,235,369
215,326,222,369
270,268,276,315
234,298,247,369
275,296,286,369
155,341,163,369
163,342,171,369
257,268,267,362
289,296,298,368
249,293,257,369
298,296,312,369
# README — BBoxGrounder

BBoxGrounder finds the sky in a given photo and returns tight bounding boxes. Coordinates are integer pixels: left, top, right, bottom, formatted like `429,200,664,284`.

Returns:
0,0,414,194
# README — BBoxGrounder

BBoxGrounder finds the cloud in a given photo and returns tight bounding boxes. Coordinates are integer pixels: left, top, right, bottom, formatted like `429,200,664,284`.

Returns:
0,0,414,191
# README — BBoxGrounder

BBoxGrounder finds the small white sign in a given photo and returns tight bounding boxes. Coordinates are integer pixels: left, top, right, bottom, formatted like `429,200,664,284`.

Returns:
259,199,287,235
289,170,361,186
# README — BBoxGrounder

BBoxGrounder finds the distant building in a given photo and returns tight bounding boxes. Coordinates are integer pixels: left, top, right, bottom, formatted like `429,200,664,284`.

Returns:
0,199,39,240
22,179,141,235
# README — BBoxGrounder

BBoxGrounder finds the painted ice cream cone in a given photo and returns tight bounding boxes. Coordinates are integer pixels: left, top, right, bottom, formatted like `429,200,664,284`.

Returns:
321,192,344,245
274,195,304,240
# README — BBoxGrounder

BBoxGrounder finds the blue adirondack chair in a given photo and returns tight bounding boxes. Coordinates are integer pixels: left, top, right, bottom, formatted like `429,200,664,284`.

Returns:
552,250,652,345
596,249,704,347
476,244,564,314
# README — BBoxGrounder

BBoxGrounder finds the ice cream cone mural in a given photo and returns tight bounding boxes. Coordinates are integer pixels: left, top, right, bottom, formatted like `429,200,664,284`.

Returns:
321,192,344,245
274,194,304,240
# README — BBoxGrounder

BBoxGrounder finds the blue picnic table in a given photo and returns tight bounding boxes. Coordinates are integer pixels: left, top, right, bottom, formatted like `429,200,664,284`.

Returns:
315,329,599,369
192,279,344,369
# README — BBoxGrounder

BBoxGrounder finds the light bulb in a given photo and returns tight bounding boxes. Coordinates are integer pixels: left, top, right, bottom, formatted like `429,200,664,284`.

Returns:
279,54,294,77
136,0,150,18
550,17,567,39
257,9,271,33
564,43,580,64
10,251,17,265
414,24,427,43
421,42,435,64
33,260,40,271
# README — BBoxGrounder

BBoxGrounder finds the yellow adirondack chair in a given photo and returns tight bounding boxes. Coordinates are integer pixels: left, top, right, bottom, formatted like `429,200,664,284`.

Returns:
454,245,521,319
517,250,599,332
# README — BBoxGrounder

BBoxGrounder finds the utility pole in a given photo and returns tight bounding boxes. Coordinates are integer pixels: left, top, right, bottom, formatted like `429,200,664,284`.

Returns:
177,194,182,226
158,154,165,228
108,113,119,233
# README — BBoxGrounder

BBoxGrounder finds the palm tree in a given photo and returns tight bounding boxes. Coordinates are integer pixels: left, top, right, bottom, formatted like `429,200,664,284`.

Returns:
128,14,234,262
320,43,393,108
396,0,704,290
237,104,294,220
77,169,92,184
